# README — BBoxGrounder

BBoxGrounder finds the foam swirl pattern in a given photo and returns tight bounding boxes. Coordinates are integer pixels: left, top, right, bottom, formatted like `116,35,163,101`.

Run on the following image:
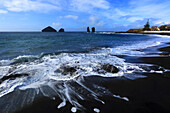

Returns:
0,51,165,113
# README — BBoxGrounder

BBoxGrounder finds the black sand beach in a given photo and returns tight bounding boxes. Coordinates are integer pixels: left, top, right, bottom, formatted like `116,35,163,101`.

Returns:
141,42,170,68
14,40,170,113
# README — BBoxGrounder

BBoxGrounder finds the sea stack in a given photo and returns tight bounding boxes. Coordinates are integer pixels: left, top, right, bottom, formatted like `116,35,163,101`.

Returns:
87,27,90,32
92,27,95,32
59,28,65,32
42,26,57,32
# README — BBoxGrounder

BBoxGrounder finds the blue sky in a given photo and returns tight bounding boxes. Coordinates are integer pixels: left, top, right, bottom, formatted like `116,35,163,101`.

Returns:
0,0,170,31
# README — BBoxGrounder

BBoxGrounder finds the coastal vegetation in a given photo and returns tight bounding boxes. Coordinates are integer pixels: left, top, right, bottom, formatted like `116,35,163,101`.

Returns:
127,20,170,33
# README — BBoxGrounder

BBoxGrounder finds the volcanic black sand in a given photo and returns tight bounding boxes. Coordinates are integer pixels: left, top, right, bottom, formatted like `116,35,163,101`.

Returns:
141,43,170,69
15,43,170,113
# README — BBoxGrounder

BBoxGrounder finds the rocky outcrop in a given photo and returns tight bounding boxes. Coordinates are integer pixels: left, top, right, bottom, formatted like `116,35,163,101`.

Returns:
140,65,164,72
92,27,95,32
42,26,57,32
87,27,90,32
102,64,119,73
55,66,76,75
59,28,65,32
0,73,29,84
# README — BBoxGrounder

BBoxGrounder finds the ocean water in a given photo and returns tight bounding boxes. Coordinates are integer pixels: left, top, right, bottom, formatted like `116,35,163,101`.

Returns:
0,32,170,113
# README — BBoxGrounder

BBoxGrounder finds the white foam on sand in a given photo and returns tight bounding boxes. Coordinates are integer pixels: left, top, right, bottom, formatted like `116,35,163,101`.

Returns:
113,94,129,101
0,52,163,97
0,43,166,112
57,100,66,109
71,107,77,113
94,108,100,113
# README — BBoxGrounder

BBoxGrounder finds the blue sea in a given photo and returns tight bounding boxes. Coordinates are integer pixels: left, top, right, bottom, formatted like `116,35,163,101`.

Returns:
0,32,170,113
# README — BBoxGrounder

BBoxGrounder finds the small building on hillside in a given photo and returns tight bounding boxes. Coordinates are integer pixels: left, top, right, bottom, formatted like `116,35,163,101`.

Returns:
159,25,167,31
151,26,160,31
126,19,170,32
167,25,170,30
159,25,170,31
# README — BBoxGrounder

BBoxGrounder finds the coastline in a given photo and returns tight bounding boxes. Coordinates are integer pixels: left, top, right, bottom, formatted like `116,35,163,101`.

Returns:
15,40,170,113
115,31,170,36
141,46,170,69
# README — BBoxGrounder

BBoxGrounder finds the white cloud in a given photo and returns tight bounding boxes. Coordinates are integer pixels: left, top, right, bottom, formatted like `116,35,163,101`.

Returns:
96,21,105,26
0,0,169,31
102,0,170,27
0,9,8,14
89,16,99,25
52,22,62,29
0,0,61,12
127,17,144,22
88,16,105,26
70,0,110,12
128,0,170,23
64,15,78,20
57,16,63,19
115,8,127,16
154,21,170,25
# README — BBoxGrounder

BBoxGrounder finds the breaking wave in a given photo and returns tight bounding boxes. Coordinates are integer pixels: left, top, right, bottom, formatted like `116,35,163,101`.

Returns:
0,48,166,112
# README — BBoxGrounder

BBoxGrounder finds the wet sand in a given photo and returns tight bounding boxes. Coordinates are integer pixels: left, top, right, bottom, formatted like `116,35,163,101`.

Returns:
15,43,170,113
141,44,170,69
15,75,170,113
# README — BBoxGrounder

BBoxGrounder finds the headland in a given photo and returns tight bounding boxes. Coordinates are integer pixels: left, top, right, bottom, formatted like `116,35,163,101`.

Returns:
116,19,170,36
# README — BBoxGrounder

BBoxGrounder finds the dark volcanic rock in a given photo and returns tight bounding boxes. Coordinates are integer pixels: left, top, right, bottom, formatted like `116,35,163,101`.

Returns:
55,66,76,75
62,67,76,75
42,26,57,32
0,73,29,84
102,64,119,73
92,27,95,32
140,65,164,72
87,27,90,32
159,46,170,53
58,28,65,32
159,52,169,56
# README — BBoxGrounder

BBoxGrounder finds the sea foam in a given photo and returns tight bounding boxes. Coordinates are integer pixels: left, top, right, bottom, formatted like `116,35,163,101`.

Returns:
0,41,166,112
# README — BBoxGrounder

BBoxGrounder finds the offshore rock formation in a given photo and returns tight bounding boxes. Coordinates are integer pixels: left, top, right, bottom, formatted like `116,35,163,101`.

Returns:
59,28,65,32
87,27,90,32
92,27,95,32
42,26,57,32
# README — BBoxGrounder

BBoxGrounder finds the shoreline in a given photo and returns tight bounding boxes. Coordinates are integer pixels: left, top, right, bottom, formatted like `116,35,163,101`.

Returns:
115,31,170,36
14,41,170,113
140,43,170,69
